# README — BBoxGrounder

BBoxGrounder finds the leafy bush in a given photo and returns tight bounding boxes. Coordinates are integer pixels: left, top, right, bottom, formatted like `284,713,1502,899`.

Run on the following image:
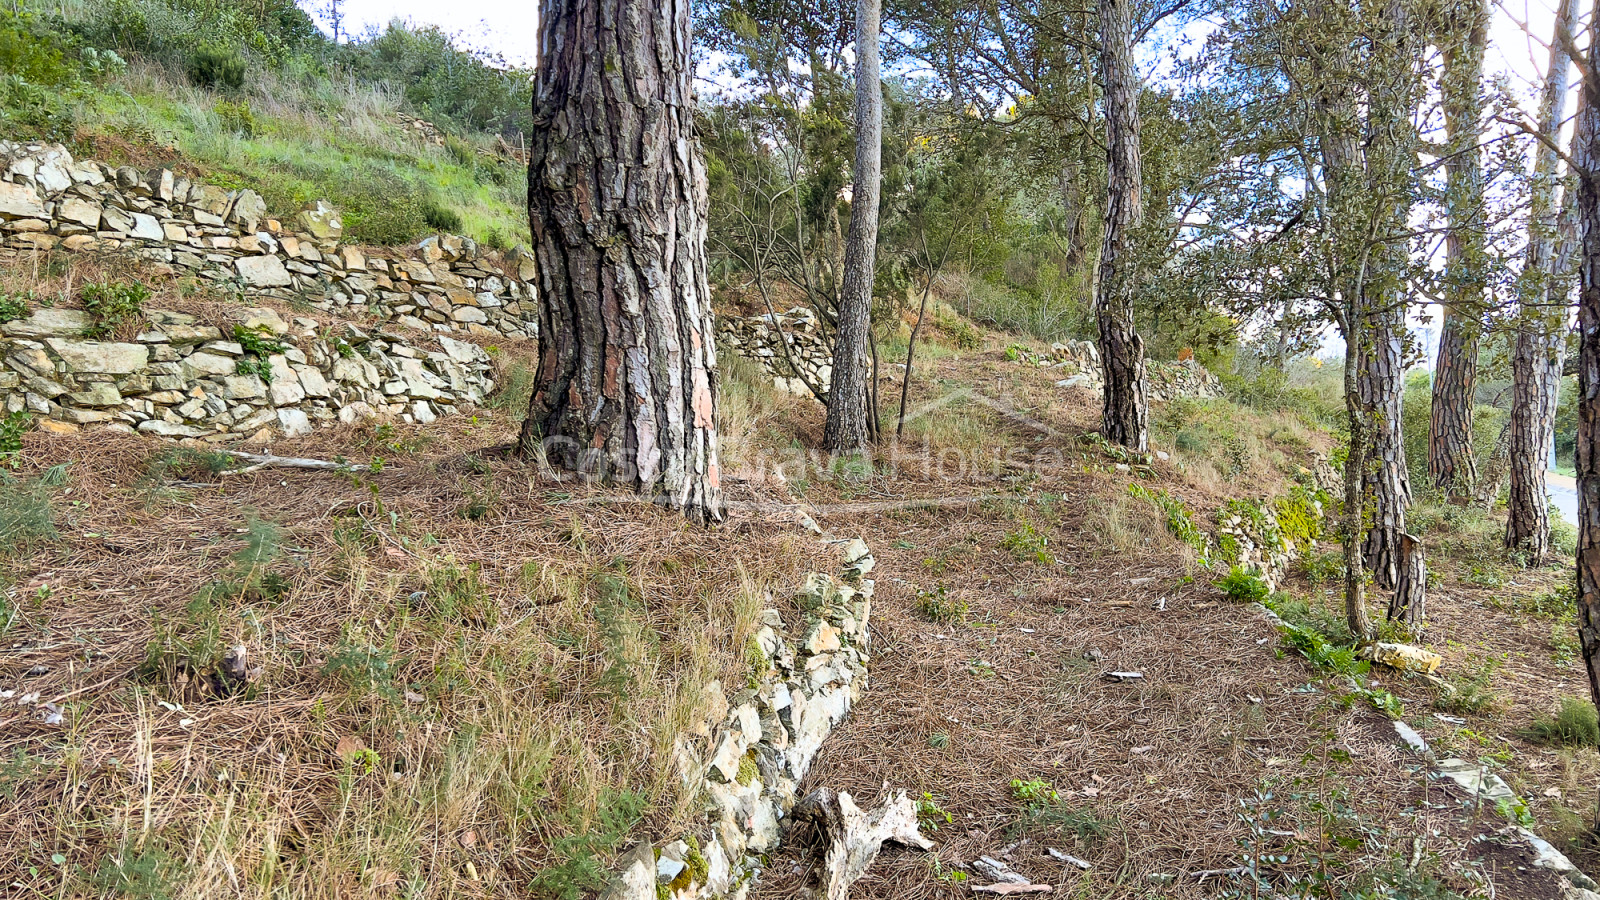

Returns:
0,411,29,469
530,787,647,900
187,44,245,89
214,98,255,135
1526,696,1600,747
1217,566,1269,603
0,292,30,323
0,16,89,139
914,583,967,624
80,280,149,338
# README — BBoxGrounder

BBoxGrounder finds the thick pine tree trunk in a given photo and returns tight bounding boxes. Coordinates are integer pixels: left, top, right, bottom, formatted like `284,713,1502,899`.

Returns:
1508,0,1580,559
1095,0,1149,452
1429,0,1488,499
1360,0,1418,595
1360,308,1413,589
822,0,883,455
1573,1,1600,757
517,0,723,522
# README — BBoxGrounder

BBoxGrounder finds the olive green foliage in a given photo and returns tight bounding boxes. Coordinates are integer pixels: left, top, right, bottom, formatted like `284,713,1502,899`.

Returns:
1128,482,1211,560
0,411,29,467
1217,565,1269,602
0,14,102,139
0,469,58,556
186,44,243,88
1525,697,1600,747
80,280,149,338
530,788,647,900
0,292,29,324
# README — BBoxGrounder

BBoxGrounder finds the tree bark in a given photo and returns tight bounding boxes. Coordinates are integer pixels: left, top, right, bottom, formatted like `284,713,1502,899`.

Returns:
1573,0,1600,756
822,0,883,455
1388,531,1427,628
1095,0,1149,452
1508,0,1581,559
1429,0,1488,499
517,0,723,522
1360,308,1413,590
1359,0,1418,594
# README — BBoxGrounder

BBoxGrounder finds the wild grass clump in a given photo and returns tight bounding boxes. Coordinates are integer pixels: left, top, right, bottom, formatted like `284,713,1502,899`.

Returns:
1437,654,1501,716
1525,697,1600,747
80,280,149,338
0,472,57,556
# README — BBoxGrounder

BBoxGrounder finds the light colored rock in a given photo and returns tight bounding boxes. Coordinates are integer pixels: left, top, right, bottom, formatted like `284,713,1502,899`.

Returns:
1434,758,1515,803
241,307,289,334
340,245,367,270
236,255,292,288
0,181,46,219
598,842,656,900
295,365,331,398
222,374,267,400
139,420,206,438
128,213,164,241
100,206,134,233
67,383,122,407
450,305,488,324
181,352,237,378
45,339,148,375
230,189,266,232
3,308,91,338
57,198,101,228
276,408,313,437
296,200,342,241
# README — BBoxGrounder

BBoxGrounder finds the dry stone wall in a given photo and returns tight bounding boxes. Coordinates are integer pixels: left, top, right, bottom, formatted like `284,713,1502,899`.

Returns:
0,141,539,343
717,307,833,398
0,141,542,439
602,539,877,900
1013,339,1226,402
3,304,496,439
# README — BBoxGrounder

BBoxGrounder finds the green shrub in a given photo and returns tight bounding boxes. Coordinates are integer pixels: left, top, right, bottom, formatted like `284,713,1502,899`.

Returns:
186,45,246,89
0,410,29,467
422,198,463,233
1217,565,1269,602
0,16,88,139
215,98,255,135
1525,697,1600,747
530,787,647,900
80,280,149,338
0,292,29,323
914,583,967,625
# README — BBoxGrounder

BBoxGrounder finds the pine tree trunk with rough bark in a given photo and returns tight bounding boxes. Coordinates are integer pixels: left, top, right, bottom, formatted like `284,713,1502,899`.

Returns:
822,0,883,455
1359,0,1418,595
1429,0,1488,499
1508,0,1580,559
1095,0,1149,453
1360,309,1413,590
517,0,723,522
1573,2,1600,753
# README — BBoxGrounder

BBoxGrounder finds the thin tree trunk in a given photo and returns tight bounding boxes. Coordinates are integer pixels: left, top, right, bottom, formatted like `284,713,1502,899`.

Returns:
1095,0,1149,452
1572,0,1600,771
517,0,723,522
1310,0,1372,640
823,0,883,454
898,280,934,439
1059,153,1087,270
1388,531,1427,627
1475,419,1513,508
1429,0,1488,499
1509,0,1581,559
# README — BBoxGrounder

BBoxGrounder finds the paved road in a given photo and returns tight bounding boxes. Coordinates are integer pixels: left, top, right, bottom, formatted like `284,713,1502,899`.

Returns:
1550,471,1579,527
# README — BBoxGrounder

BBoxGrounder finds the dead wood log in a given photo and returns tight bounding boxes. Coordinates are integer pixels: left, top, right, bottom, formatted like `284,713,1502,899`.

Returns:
789,788,934,900
219,452,388,475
